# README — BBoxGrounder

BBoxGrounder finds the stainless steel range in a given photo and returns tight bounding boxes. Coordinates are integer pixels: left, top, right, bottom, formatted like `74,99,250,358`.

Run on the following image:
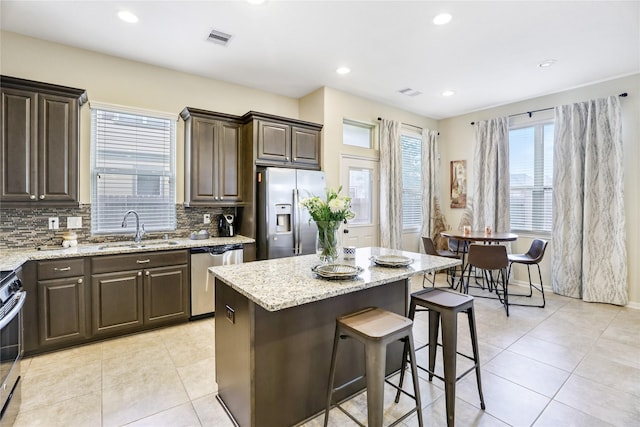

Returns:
0,269,25,426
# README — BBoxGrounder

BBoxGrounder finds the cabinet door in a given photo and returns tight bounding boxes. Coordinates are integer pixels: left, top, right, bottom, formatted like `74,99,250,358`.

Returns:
92,270,144,336
218,121,242,202
0,87,37,202
291,126,320,167
37,276,87,347
38,93,78,203
257,121,290,163
190,117,218,202
143,264,189,325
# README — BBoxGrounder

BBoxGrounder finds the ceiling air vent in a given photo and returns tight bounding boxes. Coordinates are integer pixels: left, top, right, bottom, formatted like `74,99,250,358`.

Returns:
208,29,232,46
398,88,423,97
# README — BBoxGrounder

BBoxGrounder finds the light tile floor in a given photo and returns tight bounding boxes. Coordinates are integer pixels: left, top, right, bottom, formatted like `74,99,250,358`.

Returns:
15,276,640,426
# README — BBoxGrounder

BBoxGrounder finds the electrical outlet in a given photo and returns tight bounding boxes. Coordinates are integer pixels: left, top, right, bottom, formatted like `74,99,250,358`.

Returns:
225,305,235,324
203,214,211,224
48,217,59,230
67,216,82,229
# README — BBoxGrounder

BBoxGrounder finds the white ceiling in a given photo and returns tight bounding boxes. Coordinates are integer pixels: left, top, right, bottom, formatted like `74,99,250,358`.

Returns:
1,1,639,119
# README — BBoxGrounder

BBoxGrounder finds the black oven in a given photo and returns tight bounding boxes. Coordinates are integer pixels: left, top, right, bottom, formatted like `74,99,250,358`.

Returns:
0,270,25,427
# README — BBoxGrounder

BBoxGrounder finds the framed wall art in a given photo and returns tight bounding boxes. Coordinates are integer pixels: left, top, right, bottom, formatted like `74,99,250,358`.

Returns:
450,160,467,208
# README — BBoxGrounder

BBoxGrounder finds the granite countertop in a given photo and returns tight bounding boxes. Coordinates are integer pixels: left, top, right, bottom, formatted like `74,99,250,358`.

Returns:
0,235,255,272
209,246,461,312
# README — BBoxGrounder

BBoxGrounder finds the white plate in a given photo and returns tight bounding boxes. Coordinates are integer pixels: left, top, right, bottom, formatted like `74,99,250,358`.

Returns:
370,255,414,267
312,264,364,279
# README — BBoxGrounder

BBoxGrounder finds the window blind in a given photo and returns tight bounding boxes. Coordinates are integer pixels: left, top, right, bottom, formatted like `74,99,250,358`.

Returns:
91,105,176,235
509,123,554,233
401,134,422,230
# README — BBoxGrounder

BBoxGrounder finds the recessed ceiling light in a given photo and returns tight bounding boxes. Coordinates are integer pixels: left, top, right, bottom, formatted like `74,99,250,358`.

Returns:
441,90,456,97
433,13,452,25
118,10,138,23
336,67,351,75
538,59,557,68
247,0,266,4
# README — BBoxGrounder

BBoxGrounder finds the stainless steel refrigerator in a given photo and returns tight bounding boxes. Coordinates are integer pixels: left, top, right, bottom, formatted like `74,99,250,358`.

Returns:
256,167,326,260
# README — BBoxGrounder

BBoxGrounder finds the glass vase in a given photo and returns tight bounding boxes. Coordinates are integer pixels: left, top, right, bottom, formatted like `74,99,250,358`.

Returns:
315,220,341,264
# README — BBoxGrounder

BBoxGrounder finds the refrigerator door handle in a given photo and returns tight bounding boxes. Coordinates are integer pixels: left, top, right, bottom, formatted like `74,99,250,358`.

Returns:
293,188,300,255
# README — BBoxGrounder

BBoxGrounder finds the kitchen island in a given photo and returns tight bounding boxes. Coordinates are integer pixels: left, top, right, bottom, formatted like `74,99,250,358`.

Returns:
210,247,460,426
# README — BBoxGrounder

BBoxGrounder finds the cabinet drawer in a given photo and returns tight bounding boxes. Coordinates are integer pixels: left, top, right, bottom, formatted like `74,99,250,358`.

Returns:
91,250,188,274
37,258,85,280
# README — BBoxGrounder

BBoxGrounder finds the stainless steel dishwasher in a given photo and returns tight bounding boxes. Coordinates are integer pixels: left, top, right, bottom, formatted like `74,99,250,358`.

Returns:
190,244,243,318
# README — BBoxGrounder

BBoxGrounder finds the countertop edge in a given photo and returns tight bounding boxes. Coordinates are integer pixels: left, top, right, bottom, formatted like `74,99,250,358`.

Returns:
210,249,461,312
0,235,255,271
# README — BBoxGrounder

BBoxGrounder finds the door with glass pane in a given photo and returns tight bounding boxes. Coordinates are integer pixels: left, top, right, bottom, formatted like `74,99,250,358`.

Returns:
340,156,379,248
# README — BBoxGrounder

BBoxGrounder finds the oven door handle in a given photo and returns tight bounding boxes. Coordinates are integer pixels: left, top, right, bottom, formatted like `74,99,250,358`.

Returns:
0,291,26,330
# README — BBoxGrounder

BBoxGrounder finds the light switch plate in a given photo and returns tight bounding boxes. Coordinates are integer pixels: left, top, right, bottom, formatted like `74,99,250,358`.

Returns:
203,214,211,224
67,217,82,229
48,217,59,230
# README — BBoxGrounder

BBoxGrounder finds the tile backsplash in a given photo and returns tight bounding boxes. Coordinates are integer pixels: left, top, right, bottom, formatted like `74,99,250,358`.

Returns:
0,204,236,250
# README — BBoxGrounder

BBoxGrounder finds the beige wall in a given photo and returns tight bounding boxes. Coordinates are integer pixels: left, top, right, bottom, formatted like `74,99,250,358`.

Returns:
3,31,638,305
438,74,640,307
316,87,439,252
0,31,299,204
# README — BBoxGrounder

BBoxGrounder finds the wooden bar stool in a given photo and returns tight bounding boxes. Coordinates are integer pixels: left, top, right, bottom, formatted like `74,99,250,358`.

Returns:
396,288,485,427
324,307,423,427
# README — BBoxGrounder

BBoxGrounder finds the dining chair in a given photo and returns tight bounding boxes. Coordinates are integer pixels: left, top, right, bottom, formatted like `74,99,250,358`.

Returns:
507,239,548,308
465,244,510,316
421,237,460,287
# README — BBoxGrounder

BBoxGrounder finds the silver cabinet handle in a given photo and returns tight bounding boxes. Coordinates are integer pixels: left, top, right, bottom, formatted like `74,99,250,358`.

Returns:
136,259,150,264
286,157,290,161
220,196,224,200
39,195,45,199
30,195,36,200
54,267,71,272
293,157,297,161
78,278,83,284
137,271,142,276
145,271,150,276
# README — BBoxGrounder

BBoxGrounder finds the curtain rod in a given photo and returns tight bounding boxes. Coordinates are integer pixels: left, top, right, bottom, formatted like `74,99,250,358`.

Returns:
469,92,628,125
376,117,440,136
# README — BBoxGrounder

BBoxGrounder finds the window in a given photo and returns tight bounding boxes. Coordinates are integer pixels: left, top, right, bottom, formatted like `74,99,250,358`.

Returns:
509,121,554,233
401,132,422,230
348,167,373,225
91,103,176,235
343,119,374,148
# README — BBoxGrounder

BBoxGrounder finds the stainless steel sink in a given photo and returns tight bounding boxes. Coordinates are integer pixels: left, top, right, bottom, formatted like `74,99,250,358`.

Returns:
97,240,180,250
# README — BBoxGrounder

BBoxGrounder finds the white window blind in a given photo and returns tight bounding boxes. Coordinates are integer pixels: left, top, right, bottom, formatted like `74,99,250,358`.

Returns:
509,122,554,233
401,133,422,230
91,104,176,235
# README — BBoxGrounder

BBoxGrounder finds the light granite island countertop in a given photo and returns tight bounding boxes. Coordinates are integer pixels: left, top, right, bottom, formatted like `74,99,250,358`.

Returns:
210,247,461,427
209,246,460,312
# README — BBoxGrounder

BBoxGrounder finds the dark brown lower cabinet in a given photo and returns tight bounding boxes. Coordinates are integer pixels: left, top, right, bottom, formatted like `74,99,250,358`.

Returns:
91,270,144,336
145,265,189,324
37,275,87,347
91,250,190,338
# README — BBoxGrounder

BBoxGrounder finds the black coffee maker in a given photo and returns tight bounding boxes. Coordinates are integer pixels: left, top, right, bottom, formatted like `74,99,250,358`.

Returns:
218,214,235,237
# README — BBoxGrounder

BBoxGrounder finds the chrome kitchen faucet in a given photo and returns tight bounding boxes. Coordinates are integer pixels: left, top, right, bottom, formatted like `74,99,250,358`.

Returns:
122,210,145,243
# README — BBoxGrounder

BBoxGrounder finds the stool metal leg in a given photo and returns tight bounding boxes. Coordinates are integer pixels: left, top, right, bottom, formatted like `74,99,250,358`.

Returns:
467,307,486,410
324,323,342,427
428,310,440,382
394,299,417,403
407,333,424,426
440,309,458,427
365,341,387,427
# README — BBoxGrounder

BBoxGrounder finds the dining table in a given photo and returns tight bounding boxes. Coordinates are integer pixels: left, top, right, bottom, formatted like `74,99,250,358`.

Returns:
440,229,518,291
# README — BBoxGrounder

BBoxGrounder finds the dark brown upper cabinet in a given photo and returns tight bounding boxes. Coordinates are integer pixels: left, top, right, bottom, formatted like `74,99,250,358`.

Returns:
0,75,87,207
244,112,322,170
181,108,243,207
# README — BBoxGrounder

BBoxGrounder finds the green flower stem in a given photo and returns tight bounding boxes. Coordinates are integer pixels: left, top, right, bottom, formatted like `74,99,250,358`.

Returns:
316,221,340,263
